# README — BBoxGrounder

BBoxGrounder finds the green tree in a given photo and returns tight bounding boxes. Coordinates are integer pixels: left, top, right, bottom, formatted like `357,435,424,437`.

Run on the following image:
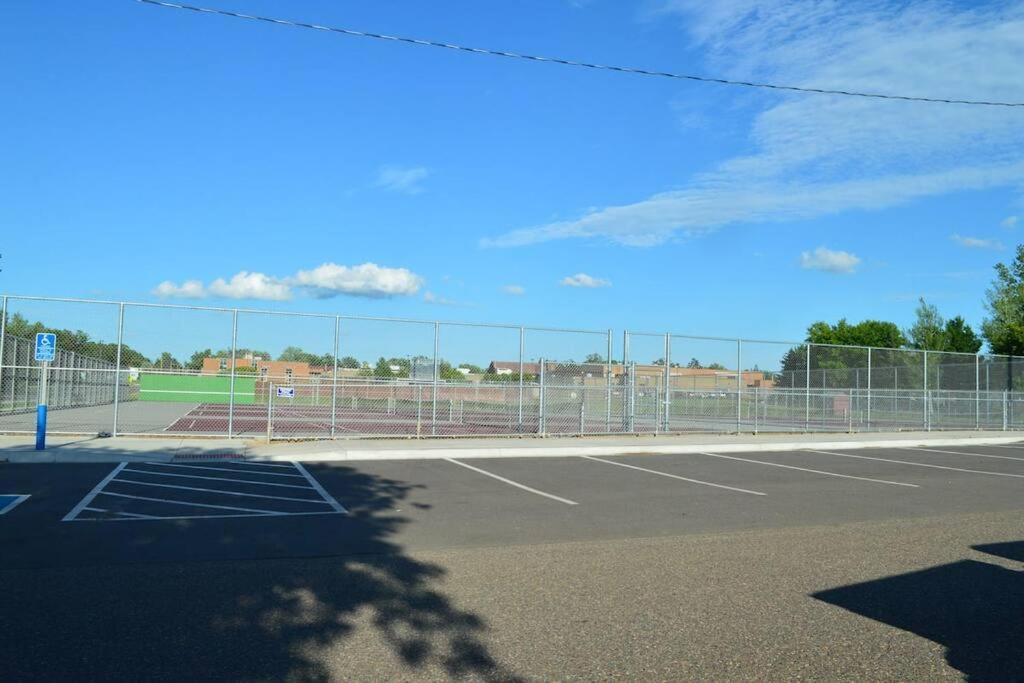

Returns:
982,244,1024,356
907,298,947,351
686,358,702,369
185,349,212,370
373,357,394,379
584,353,605,363
944,316,983,354
339,356,361,369
155,352,182,370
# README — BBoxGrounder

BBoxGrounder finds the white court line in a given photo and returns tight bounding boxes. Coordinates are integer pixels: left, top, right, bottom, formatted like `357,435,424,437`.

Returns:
63,462,128,521
82,506,158,520
806,449,1024,479
144,462,305,478
110,479,330,504
694,452,919,488
293,462,348,513
0,494,31,515
581,456,766,496
73,510,346,522
122,468,315,489
445,458,578,505
96,491,284,515
897,446,1024,463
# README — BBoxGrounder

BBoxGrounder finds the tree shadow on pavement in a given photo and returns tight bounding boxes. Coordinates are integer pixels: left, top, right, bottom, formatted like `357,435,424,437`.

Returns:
811,542,1024,682
0,464,522,681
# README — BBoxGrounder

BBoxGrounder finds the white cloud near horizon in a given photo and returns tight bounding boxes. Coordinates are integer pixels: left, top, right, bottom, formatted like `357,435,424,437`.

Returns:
799,247,860,274
482,1,1024,248
375,165,430,194
950,234,1004,250
501,284,526,295
1003,215,1019,229
153,262,424,301
560,273,611,288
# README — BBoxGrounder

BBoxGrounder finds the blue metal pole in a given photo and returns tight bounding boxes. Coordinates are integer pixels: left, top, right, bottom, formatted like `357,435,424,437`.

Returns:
35,361,49,451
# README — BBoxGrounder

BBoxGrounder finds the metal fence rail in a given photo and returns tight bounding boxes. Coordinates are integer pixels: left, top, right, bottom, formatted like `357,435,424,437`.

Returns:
3,293,1024,441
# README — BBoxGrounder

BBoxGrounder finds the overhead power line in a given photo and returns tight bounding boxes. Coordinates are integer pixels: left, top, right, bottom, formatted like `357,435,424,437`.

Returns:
137,0,1024,108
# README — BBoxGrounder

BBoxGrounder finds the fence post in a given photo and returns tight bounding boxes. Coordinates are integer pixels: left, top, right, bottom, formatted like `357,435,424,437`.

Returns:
663,333,671,433
848,387,854,433
805,343,811,431
606,329,612,433
629,361,636,433
267,382,274,442
1003,390,1008,431
975,354,980,430
331,316,340,438
227,309,238,439
518,326,525,428
736,339,742,434
0,296,6,412
753,386,759,435
866,347,872,429
431,322,439,437
622,331,631,431
923,350,929,431
111,303,125,437
538,358,545,436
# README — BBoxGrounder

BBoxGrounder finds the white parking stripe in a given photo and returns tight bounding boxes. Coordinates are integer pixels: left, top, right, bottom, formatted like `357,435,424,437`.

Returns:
806,449,1024,479
694,452,918,487
582,456,766,496
78,510,344,522
898,446,1024,462
981,444,1024,451
122,468,316,489
62,462,128,521
94,491,284,515
110,479,330,504
292,462,348,513
230,461,296,469
445,458,579,505
144,462,305,478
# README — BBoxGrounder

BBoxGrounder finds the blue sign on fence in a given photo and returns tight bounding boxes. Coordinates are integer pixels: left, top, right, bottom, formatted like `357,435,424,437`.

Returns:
34,333,56,362
276,387,295,399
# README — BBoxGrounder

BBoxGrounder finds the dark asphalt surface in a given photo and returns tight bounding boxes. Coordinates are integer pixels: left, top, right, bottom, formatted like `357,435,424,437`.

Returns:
2,444,1024,680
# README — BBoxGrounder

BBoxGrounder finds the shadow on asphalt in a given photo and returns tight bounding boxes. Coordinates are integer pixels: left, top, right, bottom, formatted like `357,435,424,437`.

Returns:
812,542,1024,681
0,463,521,681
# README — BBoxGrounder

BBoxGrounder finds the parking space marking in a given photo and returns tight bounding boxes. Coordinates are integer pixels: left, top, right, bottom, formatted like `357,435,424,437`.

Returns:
99,491,286,515
582,456,766,496
0,494,31,515
144,462,306,478
111,479,332,504
121,467,316,489
694,452,919,487
62,463,128,521
293,462,348,513
445,458,579,505
230,461,296,469
899,446,1024,462
806,449,1024,479
64,461,348,521
981,444,1024,451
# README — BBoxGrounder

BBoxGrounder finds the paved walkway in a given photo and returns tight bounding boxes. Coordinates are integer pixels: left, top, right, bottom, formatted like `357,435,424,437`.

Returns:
2,429,1022,463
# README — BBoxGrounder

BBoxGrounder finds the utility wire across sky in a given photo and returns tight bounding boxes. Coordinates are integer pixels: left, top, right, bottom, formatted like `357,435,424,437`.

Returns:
137,0,1024,108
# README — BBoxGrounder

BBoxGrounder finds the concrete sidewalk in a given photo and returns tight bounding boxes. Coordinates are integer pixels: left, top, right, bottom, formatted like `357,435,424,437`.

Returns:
2,430,1022,463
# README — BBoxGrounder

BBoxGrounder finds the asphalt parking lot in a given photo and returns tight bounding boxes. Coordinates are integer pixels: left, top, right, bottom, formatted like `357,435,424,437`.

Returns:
2,443,1023,680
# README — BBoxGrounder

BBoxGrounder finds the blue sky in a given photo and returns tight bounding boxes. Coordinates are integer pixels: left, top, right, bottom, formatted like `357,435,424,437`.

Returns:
2,1,1023,367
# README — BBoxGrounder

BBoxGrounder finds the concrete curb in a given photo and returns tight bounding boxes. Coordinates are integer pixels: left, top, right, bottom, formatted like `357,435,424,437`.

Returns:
247,435,1024,462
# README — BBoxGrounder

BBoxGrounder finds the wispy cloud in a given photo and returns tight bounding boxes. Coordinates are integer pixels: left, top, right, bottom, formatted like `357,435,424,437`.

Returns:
950,234,1004,250
1003,215,1019,229
799,247,860,274
483,2,1024,248
501,284,526,296
560,273,610,288
375,165,430,194
154,263,423,301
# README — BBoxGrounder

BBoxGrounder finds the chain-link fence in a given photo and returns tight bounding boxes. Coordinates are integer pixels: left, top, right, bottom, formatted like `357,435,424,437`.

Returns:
3,293,1024,440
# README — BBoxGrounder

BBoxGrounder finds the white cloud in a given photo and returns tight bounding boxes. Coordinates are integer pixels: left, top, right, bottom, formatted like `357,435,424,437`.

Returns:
375,165,430,194
483,2,1024,247
153,280,206,299
950,234,1004,249
291,262,423,298
208,272,292,301
501,284,526,295
799,247,860,274
560,273,611,288
1003,215,1019,229
155,263,423,301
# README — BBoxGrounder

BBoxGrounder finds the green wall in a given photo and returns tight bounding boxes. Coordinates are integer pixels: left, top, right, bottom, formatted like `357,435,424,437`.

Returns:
139,374,256,404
